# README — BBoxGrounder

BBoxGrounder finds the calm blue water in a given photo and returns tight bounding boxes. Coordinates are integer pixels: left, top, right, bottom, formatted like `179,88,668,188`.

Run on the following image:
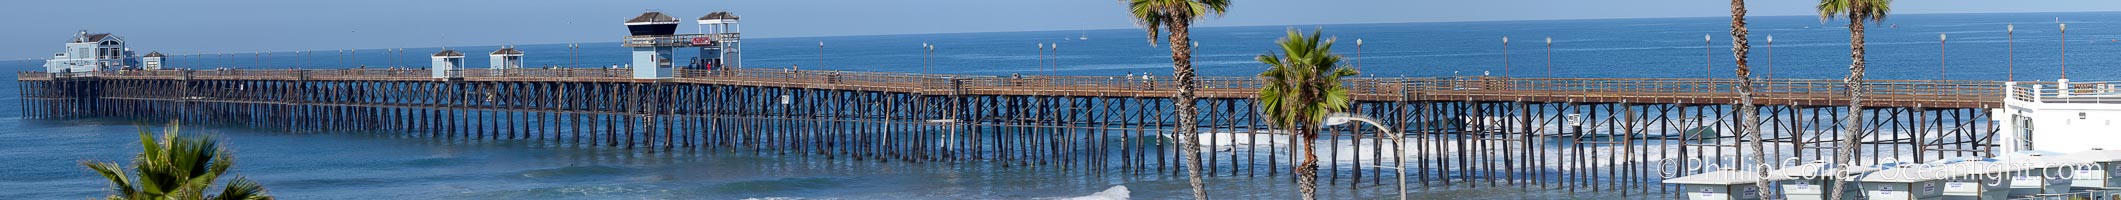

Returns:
6,12,2121,199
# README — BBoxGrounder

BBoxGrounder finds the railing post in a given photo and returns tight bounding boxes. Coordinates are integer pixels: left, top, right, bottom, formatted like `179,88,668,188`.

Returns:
2004,82,2017,102
2058,79,2070,97
2032,84,2044,102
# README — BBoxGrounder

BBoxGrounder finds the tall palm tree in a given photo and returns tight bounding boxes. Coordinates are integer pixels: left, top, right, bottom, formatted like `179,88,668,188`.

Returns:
82,122,272,200
1818,0,1889,199
1256,28,1357,200
1728,0,1771,198
1124,0,1230,199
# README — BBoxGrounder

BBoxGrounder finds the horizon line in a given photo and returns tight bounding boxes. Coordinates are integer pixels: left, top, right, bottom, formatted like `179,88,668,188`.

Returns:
1,10,2106,63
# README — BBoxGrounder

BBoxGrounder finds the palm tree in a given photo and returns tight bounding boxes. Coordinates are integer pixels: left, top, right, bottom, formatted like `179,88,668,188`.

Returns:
1728,0,1771,198
1124,0,1230,199
82,122,272,200
1256,28,1357,200
1818,0,1889,199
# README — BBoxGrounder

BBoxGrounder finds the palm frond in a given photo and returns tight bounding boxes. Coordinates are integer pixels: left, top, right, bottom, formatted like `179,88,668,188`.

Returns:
1818,0,1891,23
82,121,271,200
83,161,138,199
209,177,271,200
1255,28,1357,131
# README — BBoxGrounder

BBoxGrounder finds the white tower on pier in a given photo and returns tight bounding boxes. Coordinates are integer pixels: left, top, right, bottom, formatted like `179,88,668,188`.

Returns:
623,11,680,79
142,51,165,70
489,47,522,69
431,49,464,78
696,11,742,70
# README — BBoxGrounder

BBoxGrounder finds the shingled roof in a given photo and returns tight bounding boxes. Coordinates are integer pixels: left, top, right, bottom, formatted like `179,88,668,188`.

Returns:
627,12,679,24
432,50,463,57
700,11,739,20
490,47,523,55
72,33,114,43
144,51,165,57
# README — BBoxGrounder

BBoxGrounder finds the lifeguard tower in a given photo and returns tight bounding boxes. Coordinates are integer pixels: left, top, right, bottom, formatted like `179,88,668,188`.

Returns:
622,11,681,79
142,51,165,70
490,47,523,70
431,49,464,78
695,11,742,70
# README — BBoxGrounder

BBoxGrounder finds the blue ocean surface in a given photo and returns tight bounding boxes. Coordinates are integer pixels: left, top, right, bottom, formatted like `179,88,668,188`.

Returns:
5,12,2121,199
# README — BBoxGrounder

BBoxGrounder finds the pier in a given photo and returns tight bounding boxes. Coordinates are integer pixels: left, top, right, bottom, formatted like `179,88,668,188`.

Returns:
18,67,2007,195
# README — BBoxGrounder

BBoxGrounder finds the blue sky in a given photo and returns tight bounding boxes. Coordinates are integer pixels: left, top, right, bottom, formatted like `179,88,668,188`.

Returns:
3,0,2116,59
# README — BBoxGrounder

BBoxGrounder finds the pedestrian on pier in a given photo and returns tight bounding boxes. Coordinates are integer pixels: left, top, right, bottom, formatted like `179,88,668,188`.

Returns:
1143,72,1156,90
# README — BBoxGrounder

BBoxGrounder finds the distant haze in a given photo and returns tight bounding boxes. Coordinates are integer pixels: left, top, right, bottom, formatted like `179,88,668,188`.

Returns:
1,0,2116,60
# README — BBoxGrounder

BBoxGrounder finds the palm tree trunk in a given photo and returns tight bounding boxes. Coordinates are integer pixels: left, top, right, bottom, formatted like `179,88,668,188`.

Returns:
1296,122,1320,200
1166,16,1209,200
1728,0,1770,198
1827,14,1869,200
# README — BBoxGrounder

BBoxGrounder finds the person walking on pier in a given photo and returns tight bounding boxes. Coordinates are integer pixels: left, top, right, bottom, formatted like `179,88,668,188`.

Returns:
1143,72,1157,90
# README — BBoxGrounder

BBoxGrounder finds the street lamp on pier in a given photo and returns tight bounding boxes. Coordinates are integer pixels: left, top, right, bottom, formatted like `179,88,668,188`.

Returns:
1704,34,1713,79
1939,33,1948,80
1355,38,1364,72
1765,35,1774,80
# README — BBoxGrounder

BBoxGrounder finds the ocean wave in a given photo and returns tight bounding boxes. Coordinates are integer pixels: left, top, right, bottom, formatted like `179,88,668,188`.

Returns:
519,165,633,178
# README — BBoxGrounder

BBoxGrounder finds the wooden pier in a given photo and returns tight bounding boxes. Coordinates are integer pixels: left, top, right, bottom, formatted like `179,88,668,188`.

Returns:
18,68,2007,195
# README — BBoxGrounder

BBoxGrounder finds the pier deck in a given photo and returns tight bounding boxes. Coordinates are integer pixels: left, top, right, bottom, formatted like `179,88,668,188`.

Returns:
25,68,2004,108
17,68,2007,196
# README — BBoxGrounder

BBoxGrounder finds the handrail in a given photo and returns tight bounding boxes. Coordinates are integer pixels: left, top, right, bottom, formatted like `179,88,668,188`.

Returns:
18,69,2010,107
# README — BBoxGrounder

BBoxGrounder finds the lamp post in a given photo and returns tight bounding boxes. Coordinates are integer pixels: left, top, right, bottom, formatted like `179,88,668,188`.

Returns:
1545,37,1553,78
924,43,934,75
1939,33,1948,80
2060,23,2067,80
1704,34,1713,79
2008,24,2015,81
1051,43,1060,75
816,41,825,70
1765,35,1773,80
569,44,579,68
1324,113,1405,200
1502,36,1510,77
1356,38,1364,72
924,43,933,75
1037,43,1044,75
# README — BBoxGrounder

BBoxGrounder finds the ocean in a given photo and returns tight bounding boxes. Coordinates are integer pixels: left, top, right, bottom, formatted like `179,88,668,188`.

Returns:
5,12,2120,199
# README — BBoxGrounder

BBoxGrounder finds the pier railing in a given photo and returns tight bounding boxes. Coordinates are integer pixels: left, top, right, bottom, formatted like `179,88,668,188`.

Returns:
2009,81,2121,104
23,68,2006,108
622,33,738,47
462,68,633,81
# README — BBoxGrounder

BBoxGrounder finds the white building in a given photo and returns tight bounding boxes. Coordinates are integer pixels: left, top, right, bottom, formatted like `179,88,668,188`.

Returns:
1995,80,2121,154
43,30,139,73
142,51,166,70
